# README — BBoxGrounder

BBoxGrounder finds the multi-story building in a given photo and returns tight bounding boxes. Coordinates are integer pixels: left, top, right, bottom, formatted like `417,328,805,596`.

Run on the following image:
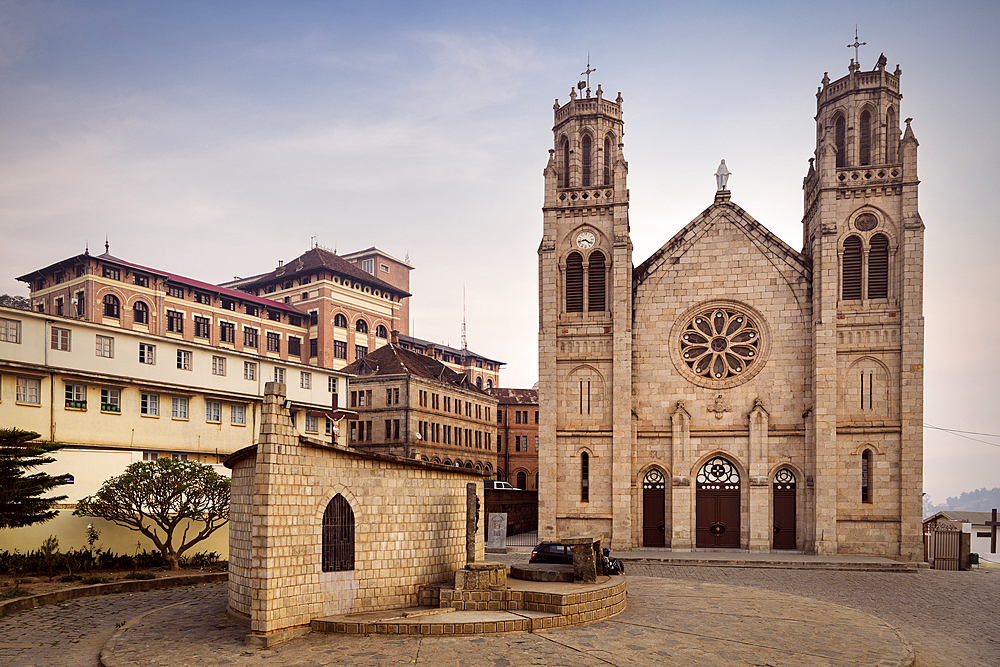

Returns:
538,56,924,559
397,334,503,390
221,245,411,370
340,338,499,475
0,304,350,553
489,387,539,490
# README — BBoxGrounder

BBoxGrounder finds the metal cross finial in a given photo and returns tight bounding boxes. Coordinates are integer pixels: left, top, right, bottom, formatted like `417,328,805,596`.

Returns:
581,54,596,96
847,26,867,66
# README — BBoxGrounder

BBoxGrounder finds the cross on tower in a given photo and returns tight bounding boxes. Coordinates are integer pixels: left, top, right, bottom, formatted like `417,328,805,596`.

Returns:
986,508,1000,554
581,55,596,97
847,26,867,66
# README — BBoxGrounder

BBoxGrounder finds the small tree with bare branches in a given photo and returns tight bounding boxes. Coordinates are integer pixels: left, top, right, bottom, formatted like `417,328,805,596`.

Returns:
74,459,230,570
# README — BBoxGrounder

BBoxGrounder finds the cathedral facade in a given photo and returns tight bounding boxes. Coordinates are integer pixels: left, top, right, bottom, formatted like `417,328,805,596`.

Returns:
537,57,924,560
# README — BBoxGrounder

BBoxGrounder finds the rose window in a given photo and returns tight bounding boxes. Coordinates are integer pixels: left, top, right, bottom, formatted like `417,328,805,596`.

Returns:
679,309,761,380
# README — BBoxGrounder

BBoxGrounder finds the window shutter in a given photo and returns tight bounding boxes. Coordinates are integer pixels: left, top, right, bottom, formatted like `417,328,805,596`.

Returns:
588,251,606,312
566,252,584,312
868,234,889,299
842,236,863,300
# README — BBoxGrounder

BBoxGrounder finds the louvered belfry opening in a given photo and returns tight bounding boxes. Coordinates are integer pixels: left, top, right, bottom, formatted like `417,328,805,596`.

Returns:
560,137,570,188
587,251,606,312
859,110,872,166
322,494,355,572
842,235,863,300
835,115,846,168
868,233,890,299
886,107,897,163
581,134,592,186
566,252,584,312
603,135,612,185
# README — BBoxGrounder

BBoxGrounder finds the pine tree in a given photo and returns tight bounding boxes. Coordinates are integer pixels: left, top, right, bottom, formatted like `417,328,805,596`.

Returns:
0,428,70,529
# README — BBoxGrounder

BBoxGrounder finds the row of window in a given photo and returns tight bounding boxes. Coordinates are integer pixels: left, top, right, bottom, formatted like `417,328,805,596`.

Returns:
497,435,539,453
557,132,616,189
416,389,491,421
415,420,492,449
13,376,249,423
833,107,898,168
499,409,538,425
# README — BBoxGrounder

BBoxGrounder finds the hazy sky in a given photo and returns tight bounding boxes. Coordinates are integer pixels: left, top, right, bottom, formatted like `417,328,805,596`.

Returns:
1,1,997,503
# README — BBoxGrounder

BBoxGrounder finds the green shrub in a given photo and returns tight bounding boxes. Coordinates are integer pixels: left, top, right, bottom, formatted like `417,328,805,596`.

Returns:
59,574,82,582
188,551,221,567
0,587,31,599
123,571,155,580
82,576,109,585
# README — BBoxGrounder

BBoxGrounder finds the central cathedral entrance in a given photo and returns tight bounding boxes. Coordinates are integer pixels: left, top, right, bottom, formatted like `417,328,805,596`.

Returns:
696,456,741,548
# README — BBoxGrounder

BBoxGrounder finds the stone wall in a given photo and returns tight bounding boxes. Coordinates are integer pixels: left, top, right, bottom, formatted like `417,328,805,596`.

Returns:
226,381,484,644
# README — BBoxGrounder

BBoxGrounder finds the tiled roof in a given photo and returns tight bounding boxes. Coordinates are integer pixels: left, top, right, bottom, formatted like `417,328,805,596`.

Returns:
397,333,504,366
341,344,491,396
229,247,410,297
924,511,996,524
486,388,538,405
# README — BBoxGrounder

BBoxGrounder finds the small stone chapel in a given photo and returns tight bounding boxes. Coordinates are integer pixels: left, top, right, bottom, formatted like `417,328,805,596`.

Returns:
537,53,924,560
226,382,484,645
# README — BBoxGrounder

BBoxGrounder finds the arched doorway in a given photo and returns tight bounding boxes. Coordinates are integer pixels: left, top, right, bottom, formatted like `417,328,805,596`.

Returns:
516,471,527,490
642,469,666,547
772,469,797,550
696,456,741,548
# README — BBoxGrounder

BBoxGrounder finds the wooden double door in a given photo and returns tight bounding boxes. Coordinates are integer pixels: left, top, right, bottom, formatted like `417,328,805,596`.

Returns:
695,456,742,549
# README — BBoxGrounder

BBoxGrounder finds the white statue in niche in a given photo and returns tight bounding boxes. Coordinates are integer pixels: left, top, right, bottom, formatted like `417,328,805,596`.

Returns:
715,160,731,191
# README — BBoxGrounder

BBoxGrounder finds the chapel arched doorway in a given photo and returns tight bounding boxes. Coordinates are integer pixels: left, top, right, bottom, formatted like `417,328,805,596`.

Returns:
772,468,797,550
642,468,666,547
695,456,741,548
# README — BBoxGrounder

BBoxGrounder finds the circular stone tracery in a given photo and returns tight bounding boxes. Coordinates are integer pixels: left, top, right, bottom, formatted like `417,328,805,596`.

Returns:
679,308,761,380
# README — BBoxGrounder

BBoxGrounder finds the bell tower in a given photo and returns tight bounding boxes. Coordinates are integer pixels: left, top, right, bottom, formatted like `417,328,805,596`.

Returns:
802,51,924,559
537,78,633,548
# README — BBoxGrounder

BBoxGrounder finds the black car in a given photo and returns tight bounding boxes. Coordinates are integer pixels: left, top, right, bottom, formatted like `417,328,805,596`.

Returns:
529,542,574,564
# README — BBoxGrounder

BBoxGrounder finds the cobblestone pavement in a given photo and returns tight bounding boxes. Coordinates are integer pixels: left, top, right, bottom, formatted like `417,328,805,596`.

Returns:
620,561,1000,667
2,561,997,666
100,577,912,667
0,583,221,667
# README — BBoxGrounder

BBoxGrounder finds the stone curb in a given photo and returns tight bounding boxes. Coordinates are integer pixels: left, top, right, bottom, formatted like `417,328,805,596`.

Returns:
0,572,228,617
617,557,921,572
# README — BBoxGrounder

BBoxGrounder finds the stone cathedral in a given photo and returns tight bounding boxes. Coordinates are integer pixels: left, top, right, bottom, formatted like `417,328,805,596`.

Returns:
537,55,924,560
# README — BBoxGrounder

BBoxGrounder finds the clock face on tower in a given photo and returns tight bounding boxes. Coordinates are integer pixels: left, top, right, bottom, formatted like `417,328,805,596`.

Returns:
576,231,596,249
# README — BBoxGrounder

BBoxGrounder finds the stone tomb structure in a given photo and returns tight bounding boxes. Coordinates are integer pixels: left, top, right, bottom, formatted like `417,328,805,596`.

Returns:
538,56,924,560
226,382,486,646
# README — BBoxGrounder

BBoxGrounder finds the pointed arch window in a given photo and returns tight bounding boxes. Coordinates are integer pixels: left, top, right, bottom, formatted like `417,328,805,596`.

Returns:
565,252,584,312
322,494,355,571
859,110,872,166
603,134,613,185
581,134,592,186
842,235,863,300
861,450,872,503
587,251,606,312
132,300,149,325
560,137,570,189
835,115,846,168
885,107,898,163
867,233,889,299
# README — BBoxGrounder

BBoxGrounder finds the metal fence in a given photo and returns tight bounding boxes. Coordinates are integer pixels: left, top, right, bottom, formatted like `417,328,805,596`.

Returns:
505,530,538,547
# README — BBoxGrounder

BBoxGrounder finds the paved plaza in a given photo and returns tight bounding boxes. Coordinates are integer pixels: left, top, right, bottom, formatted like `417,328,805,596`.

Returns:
1,559,997,666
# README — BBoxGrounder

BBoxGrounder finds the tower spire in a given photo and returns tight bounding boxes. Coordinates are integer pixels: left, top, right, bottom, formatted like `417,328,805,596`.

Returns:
847,26,867,66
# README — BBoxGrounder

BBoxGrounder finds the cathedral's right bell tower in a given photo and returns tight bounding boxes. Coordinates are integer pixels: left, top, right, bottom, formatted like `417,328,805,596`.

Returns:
537,82,634,548
802,54,924,560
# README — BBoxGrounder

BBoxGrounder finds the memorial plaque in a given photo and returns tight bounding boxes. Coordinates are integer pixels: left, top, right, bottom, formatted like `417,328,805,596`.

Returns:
487,513,508,549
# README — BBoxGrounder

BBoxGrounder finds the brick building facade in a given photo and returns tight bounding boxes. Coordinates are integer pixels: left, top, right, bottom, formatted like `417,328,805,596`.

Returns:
489,387,539,490
340,339,499,474
538,58,924,559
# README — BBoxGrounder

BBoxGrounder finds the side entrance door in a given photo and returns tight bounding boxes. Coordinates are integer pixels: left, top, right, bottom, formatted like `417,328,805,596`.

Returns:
772,469,797,550
695,456,741,548
642,469,666,547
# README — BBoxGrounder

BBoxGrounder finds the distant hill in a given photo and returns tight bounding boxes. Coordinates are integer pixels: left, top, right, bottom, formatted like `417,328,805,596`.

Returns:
924,487,1000,517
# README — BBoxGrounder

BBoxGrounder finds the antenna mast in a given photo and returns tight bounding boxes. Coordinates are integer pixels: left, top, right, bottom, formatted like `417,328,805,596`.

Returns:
461,284,468,354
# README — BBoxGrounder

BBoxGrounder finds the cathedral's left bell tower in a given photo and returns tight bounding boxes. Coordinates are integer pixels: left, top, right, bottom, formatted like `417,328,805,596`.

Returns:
537,82,633,548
